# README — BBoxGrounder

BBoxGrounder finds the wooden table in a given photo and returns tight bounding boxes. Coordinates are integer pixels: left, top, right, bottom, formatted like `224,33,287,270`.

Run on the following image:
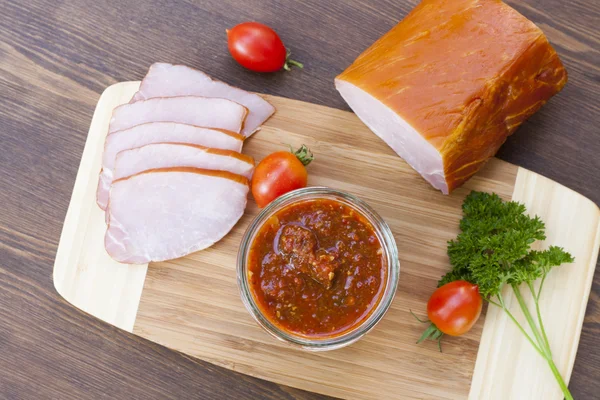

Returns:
1,0,598,398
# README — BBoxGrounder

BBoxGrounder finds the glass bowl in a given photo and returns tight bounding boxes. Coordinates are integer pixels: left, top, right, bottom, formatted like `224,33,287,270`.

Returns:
237,187,400,351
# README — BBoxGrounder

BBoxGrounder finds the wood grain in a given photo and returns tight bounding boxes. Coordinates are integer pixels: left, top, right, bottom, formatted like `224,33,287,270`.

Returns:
1,0,599,398
54,82,598,399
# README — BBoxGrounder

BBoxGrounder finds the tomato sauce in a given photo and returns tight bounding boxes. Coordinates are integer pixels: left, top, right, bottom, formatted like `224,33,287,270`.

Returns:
247,198,386,338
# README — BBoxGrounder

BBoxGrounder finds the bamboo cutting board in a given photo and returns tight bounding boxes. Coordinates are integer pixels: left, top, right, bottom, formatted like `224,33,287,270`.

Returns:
53,82,600,400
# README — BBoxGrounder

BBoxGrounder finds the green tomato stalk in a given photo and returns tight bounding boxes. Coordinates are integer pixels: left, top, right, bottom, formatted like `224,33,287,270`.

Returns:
283,50,304,71
289,144,314,166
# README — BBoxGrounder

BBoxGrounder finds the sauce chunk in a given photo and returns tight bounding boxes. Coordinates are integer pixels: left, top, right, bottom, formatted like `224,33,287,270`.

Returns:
248,198,386,337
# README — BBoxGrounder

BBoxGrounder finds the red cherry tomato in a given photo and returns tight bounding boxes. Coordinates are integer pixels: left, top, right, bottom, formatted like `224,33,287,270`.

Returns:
427,280,483,336
251,146,313,208
227,22,302,72
415,280,482,350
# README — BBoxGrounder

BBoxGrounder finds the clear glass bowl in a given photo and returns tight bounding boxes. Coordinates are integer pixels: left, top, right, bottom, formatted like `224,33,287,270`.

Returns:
237,187,400,351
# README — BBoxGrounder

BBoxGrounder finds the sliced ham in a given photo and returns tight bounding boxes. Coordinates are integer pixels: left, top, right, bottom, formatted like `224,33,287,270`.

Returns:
113,143,255,181
335,0,567,194
108,96,248,134
131,63,275,136
105,168,249,264
97,122,244,210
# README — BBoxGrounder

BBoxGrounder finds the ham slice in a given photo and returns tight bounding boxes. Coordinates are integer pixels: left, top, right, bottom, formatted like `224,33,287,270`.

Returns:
96,122,244,210
113,143,255,181
131,63,275,136
105,168,249,264
108,96,248,134
335,0,567,194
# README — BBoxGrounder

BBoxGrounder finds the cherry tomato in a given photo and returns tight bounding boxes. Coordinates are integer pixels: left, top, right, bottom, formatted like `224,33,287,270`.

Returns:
227,22,303,72
427,280,482,336
415,280,482,350
252,146,313,208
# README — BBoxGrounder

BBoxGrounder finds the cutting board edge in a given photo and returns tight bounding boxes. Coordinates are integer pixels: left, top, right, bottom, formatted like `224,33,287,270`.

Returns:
53,81,146,333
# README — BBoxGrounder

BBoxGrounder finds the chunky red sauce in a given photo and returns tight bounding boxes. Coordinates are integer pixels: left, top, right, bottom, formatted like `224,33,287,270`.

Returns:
248,199,386,338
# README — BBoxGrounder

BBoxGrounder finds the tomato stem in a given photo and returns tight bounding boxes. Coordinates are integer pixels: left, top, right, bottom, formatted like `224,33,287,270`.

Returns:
285,59,304,70
415,323,444,352
417,323,438,343
409,309,428,323
411,310,445,353
290,144,314,166
284,50,303,71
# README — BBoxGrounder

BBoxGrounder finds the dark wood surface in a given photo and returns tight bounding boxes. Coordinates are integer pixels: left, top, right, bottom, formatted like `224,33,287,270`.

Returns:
1,0,598,398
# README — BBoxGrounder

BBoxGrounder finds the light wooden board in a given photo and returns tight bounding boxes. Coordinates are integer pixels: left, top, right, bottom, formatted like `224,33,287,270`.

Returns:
53,82,600,399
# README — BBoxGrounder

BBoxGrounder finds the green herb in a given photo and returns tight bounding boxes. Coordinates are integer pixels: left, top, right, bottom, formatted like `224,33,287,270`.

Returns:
441,191,574,400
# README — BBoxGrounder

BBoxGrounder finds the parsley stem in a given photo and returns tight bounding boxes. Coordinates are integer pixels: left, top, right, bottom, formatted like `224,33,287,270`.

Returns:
496,293,544,357
487,298,502,308
511,284,549,357
548,357,574,400
512,284,573,400
536,274,547,302
527,280,552,358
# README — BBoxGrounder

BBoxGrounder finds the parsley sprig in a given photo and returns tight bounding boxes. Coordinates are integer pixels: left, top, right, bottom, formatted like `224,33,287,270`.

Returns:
440,191,574,400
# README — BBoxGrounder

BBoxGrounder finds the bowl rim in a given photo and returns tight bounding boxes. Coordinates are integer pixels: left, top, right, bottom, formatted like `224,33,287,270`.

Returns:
237,186,400,351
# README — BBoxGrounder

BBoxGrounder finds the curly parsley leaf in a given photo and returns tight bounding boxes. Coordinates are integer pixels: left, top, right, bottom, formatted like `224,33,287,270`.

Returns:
439,191,573,299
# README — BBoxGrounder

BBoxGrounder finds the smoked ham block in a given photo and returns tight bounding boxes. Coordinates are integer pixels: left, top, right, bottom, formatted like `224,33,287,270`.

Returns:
131,63,275,137
96,122,244,210
335,0,567,194
108,96,248,134
105,168,249,264
113,143,255,181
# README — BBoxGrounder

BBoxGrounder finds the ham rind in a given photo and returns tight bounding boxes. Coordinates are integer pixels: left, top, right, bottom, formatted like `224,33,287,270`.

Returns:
97,122,244,210
113,143,255,181
108,96,248,134
131,63,275,137
335,0,567,194
105,168,249,264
